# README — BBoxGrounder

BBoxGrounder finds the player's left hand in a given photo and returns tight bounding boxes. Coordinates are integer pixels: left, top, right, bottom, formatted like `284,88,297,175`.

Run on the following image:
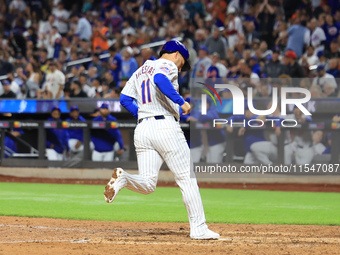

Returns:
181,102,191,115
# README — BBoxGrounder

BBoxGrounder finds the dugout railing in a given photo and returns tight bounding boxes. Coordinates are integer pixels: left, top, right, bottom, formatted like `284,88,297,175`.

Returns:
0,120,340,170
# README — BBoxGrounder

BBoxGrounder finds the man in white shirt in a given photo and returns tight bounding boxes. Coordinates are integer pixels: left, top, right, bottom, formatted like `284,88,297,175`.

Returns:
312,64,337,90
225,7,243,50
308,18,326,55
211,52,228,77
52,2,70,35
72,13,92,42
42,62,65,98
46,26,62,58
9,0,26,13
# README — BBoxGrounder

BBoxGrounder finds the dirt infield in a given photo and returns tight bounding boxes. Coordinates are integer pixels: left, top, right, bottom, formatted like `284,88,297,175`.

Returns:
0,216,339,255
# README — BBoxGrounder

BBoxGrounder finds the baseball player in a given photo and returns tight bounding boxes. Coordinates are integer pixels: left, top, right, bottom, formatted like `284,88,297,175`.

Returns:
66,105,87,158
91,103,124,161
46,106,69,160
104,40,220,240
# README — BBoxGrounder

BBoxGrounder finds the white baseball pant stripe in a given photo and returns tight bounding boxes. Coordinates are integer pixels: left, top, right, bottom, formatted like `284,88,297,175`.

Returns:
118,116,208,237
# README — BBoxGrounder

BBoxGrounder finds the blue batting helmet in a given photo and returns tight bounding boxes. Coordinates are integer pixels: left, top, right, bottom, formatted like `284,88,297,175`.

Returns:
159,40,191,71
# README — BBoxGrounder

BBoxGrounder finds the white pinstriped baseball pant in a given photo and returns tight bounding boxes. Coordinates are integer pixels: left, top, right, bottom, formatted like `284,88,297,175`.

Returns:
117,115,208,236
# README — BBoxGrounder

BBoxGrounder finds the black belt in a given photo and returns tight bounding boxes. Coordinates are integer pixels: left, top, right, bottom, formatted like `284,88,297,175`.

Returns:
138,115,177,123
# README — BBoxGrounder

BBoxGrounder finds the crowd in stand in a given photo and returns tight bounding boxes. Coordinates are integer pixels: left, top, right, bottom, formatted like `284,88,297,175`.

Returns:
0,0,339,100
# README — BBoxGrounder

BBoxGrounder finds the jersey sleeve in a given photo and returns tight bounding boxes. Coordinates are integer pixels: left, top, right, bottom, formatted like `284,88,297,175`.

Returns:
121,79,137,99
154,60,178,83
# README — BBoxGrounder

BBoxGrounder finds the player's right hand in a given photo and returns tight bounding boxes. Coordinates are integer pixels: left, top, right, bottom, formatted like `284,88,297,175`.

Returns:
181,102,191,115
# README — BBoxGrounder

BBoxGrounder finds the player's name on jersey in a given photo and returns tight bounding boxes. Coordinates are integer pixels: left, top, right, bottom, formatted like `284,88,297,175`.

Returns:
135,64,155,79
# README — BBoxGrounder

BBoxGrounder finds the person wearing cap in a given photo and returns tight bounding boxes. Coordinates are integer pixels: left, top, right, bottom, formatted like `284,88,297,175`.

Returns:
204,26,226,60
121,46,138,79
191,46,212,79
283,50,305,78
0,80,16,98
46,106,69,161
41,61,65,98
91,103,124,161
118,40,220,239
91,17,110,52
225,7,243,50
249,55,261,75
312,64,337,91
262,48,285,78
66,105,88,158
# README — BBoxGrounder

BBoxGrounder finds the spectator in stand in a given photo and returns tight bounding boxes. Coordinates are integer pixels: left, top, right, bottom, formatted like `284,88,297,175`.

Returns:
322,83,337,98
210,52,228,78
283,50,305,78
308,17,326,55
70,80,88,98
6,72,21,98
224,7,243,50
0,80,16,98
52,2,70,36
244,20,260,46
191,46,212,79
108,45,122,87
312,64,337,92
262,48,285,78
79,73,93,98
38,14,57,48
0,59,13,76
105,7,123,34
90,77,103,98
103,71,116,89
47,26,62,59
9,0,26,14
205,26,226,60
88,53,105,77
71,13,92,42
299,45,319,70
327,58,340,78
322,14,340,48
121,46,138,79
46,106,69,161
41,61,65,99
91,103,124,162
66,105,88,158
249,56,261,76
256,0,276,48
91,17,109,52
325,39,340,59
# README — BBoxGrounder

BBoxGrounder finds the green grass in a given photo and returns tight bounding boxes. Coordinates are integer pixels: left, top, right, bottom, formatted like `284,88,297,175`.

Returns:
0,182,339,225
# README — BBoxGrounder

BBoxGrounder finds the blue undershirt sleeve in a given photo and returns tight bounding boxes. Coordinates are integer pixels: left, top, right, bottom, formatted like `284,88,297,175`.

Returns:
154,73,185,106
120,94,138,119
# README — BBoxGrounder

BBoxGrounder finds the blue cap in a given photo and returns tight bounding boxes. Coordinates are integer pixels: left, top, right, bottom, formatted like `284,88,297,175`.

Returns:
185,97,191,103
250,55,257,60
199,46,209,52
317,51,325,58
70,105,79,112
317,65,325,72
100,103,109,109
51,106,61,112
2,80,10,85
159,40,191,71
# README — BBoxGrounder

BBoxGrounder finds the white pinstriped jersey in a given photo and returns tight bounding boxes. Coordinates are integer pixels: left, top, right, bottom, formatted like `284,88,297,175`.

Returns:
121,59,180,121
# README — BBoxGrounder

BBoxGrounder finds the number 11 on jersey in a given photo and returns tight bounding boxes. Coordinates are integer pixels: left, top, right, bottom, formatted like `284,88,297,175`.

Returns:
141,79,151,104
